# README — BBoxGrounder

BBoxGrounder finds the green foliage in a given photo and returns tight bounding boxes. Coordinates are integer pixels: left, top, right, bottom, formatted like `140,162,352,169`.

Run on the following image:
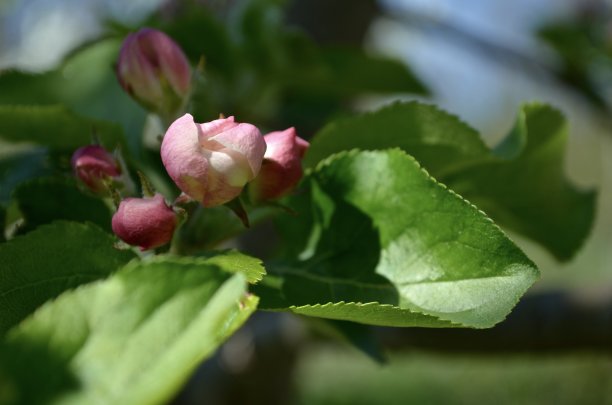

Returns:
304,101,488,177
264,150,539,328
160,0,426,133
538,21,612,112
164,8,235,74
174,204,276,254
197,249,267,284
13,177,113,233
0,221,135,334
294,47,428,97
0,38,146,149
0,257,257,405
0,149,52,206
304,102,594,260
0,39,121,107
444,104,595,260
0,105,128,152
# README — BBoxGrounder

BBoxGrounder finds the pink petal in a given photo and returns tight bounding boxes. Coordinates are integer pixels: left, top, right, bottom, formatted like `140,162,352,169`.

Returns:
161,113,209,201
209,123,267,177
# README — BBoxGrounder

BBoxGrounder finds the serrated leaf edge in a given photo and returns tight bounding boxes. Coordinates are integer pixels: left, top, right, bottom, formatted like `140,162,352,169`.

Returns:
308,148,540,328
127,251,267,284
287,300,461,327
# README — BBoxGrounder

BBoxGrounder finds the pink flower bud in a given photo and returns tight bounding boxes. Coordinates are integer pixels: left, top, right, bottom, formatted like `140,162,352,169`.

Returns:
116,28,191,118
249,128,309,202
71,145,121,193
160,114,267,207
111,193,177,250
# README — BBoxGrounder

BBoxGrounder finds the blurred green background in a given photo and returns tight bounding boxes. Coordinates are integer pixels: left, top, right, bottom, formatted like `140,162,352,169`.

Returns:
296,348,612,405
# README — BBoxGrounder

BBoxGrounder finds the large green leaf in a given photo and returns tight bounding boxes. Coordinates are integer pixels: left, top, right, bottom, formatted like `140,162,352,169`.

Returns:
13,177,113,233
304,102,595,260
0,221,135,334
0,105,128,151
262,150,539,328
444,104,595,260
1,257,257,405
304,101,489,177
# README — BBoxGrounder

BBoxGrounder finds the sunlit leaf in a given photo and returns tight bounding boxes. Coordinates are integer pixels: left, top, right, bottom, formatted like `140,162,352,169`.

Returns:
305,102,595,260
264,150,539,328
198,249,267,284
0,221,135,334
1,257,257,405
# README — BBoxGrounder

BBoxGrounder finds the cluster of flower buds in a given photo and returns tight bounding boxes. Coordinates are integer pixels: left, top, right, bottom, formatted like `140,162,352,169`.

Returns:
160,114,267,207
160,114,309,207
71,145,178,250
161,114,308,207
71,28,310,251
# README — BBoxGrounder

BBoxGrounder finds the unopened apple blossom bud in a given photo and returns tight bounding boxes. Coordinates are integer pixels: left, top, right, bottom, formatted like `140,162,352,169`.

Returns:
111,193,177,250
116,28,191,119
160,114,267,207
249,128,309,202
71,145,121,193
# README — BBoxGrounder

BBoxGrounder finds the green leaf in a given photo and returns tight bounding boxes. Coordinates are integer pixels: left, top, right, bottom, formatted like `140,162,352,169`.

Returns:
0,149,53,206
1,257,257,405
174,204,276,254
293,47,428,97
0,38,122,108
161,8,236,74
13,177,113,233
0,38,146,150
263,150,539,328
197,249,267,284
304,101,489,177
538,22,611,111
232,0,287,74
444,104,595,260
304,101,595,260
0,221,135,335
287,302,455,328
0,105,128,151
